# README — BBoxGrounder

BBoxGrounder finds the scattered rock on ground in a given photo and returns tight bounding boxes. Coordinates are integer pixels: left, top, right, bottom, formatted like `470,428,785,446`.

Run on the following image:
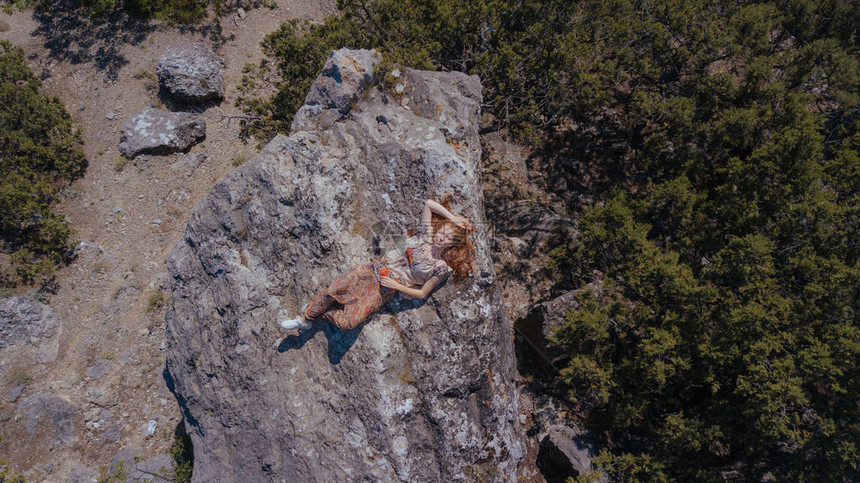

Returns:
109,448,174,482
8,384,25,402
118,108,206,158
170,152,208,177
156,44,225,104
66,464,98,483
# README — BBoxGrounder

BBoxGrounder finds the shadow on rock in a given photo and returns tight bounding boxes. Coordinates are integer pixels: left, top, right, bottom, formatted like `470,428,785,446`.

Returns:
277,286,441,364
277,320,364,365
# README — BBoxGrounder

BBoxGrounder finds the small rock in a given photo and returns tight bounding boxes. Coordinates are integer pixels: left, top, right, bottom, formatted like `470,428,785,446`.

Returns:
0,296,60,350
16,394,77,448
146,419,157,436
237,7,246,18
136,454,174,479
118,108,206,158
101,424,121,443
152,218,162,227
86,359,112,379
67,464,98,483
538,423,601,479
8,384,25,403
106,112,116,120
157,45,225,104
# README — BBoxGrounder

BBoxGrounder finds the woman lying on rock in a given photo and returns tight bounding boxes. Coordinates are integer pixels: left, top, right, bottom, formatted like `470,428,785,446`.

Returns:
279,197,474,331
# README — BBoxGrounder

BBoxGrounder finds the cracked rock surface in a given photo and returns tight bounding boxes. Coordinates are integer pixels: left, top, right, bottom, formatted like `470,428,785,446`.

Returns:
165,48,525,482
156,44,225,104
118,108,206,158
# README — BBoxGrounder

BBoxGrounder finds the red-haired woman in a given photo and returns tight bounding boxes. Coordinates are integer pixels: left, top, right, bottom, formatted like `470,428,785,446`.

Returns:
279,197,474,331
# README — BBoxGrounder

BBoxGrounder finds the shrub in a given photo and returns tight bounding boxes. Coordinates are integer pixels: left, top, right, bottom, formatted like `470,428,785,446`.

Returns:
144,290,167,313
2,0,255,23
0,41,87,283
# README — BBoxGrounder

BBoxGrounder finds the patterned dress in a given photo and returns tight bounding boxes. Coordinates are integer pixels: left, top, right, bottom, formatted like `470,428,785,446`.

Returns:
302,222,453,330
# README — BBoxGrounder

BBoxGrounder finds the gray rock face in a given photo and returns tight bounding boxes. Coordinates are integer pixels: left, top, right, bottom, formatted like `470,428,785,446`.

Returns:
17,393,77,449
156,45,225,103
118,108,206,158
165,48,525,481
0,296,59,349
539,424,601,480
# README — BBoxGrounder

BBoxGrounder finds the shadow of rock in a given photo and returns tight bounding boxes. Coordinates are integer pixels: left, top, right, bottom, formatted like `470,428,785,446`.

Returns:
157,85,223,113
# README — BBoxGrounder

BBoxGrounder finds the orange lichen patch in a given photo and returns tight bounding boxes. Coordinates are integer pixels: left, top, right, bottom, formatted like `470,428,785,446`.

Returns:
345,55,363,76
447,138,469,155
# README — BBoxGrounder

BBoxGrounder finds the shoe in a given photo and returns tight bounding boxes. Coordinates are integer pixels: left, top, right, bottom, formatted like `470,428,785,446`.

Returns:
279,316,311,331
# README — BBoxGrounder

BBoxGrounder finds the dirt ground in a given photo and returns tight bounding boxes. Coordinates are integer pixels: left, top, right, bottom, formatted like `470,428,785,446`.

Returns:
0,1,335,480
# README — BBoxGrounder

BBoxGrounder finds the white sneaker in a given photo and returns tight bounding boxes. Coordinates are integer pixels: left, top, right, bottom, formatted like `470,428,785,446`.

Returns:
279,316,311,331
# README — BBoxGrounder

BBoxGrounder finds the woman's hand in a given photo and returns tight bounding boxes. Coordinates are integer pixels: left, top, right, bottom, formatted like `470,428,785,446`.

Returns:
379,276,401,290
449,215,472,231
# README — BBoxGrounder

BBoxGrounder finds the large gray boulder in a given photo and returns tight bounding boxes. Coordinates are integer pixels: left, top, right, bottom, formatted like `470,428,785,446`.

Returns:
118,108,206,158
156,45,225,103
165,48,525,481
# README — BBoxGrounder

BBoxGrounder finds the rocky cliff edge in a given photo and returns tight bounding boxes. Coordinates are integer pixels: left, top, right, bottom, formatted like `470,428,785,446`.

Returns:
164,48,525,482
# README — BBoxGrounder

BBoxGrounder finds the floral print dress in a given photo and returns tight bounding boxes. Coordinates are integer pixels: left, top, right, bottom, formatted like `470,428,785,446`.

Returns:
301,221,452,330
374,222,453,287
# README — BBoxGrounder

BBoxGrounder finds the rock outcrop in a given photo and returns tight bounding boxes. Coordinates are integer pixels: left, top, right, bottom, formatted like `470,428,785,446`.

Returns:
165,49,525,481
0,296,60,363
118,108,206,158
156,45,225,103
16,393,77,449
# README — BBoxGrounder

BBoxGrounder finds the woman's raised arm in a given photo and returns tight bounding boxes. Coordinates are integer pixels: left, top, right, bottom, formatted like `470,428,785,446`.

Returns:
422,199,471,230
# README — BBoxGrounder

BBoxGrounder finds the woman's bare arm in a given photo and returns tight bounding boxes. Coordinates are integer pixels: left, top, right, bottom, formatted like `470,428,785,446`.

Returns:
380,274,446,299
421,199,472,231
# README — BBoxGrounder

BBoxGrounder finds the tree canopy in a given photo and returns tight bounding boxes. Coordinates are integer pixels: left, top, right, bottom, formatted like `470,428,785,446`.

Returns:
245,1,859,479
0,41,87,282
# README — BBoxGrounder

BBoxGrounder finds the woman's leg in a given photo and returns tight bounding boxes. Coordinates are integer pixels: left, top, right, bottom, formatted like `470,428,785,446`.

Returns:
302,291,337,321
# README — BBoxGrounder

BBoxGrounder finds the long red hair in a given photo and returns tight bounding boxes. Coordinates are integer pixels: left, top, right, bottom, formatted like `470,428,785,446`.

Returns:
430,194,475,282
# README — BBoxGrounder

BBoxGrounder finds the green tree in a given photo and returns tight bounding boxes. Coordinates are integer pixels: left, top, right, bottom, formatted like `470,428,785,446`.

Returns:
0,41,87,282
244,0,859,479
